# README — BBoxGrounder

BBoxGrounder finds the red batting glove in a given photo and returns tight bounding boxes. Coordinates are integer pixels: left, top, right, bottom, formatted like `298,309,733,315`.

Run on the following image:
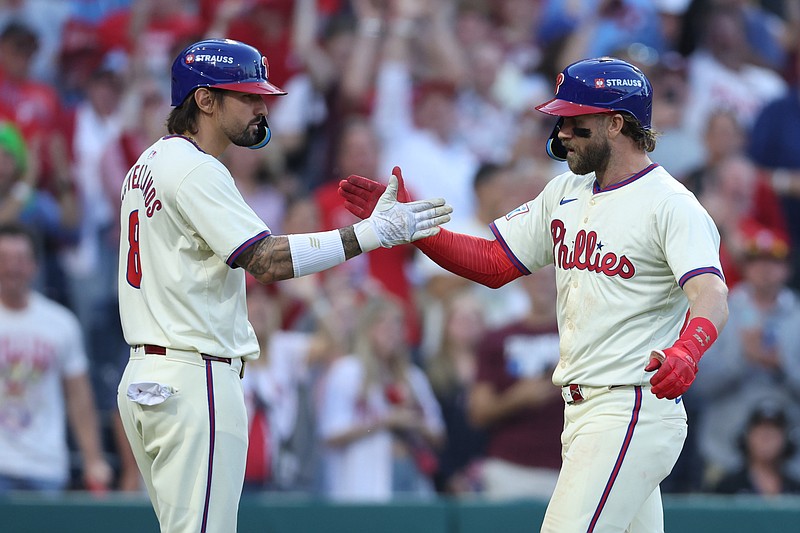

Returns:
645,317,718,399
338,166,412,219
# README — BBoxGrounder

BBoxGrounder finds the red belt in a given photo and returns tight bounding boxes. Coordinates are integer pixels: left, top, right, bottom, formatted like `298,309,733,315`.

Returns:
142,344,232,365
567,384,584,404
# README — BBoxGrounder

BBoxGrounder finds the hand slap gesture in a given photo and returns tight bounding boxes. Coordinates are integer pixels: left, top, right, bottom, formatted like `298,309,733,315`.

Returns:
353,170,452,252
340,166,411,220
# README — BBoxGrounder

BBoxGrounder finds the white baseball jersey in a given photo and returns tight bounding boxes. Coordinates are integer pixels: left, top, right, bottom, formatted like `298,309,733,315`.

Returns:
117,135,269,360
491,163,723,387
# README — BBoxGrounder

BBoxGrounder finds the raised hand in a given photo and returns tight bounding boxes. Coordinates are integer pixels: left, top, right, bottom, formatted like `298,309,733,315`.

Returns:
339,165,411,219
353,172,450,251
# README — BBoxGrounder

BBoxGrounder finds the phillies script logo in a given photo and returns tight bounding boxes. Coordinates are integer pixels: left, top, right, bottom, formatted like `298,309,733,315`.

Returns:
551,220,634,278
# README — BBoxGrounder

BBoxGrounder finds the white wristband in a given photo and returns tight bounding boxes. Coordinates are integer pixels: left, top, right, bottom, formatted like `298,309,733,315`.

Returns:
287,230,346,277
353,219,383,253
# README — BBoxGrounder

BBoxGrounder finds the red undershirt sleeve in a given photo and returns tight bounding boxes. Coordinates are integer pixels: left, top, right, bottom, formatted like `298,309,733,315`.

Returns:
412,228,526,288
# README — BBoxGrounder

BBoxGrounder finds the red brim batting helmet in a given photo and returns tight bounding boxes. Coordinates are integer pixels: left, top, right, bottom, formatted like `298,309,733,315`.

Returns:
171,39,287,107
536,57,652,161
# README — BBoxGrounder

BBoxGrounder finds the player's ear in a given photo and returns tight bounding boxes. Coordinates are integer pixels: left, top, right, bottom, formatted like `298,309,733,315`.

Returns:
193,88,216,114
606,113,625,137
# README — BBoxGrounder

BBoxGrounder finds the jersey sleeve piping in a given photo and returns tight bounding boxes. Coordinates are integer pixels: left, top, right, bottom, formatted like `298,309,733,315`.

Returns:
678,266,724,288
490,222,532,275
226,230,271,267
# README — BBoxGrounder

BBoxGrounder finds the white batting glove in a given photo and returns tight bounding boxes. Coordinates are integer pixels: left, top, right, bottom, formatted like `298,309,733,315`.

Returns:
353,175,452,252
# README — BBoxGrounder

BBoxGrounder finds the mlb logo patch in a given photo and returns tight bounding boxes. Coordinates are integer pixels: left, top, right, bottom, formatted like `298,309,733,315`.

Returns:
595,78,605,89
147,150,157,160
505,204,529,220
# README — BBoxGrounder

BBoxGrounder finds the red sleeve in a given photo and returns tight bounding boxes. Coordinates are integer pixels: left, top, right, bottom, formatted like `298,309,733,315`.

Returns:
413,228,525,288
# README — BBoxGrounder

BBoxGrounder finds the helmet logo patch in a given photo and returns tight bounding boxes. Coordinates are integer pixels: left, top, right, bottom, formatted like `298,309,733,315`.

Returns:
262,56,269,77
185,54,195,64
594,78,606,89
554,72,564,94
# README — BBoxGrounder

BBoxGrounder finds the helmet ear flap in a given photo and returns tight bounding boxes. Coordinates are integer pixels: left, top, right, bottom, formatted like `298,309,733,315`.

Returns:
248,116,272,149
545,117,567,162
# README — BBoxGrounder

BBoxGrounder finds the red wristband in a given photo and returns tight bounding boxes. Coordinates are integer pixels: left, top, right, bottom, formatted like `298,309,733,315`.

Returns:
676,317,718,361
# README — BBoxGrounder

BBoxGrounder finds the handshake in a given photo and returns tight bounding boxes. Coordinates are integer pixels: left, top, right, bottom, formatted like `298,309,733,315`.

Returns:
351,167,452,253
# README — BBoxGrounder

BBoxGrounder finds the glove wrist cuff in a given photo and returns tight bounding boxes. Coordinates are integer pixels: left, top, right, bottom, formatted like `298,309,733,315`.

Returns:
676,317,718,363
354,219,383,253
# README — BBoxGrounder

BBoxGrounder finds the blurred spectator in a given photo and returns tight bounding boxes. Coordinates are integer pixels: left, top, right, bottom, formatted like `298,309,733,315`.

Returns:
653,0,692,55
749,40,800,290
712,401,800,496
60,61,127,412
415,163,532,343
222,145,288,236
0,21,49,138
508,106,568,180
0,0,73,84
314,118,422,346
678,0,790,71
681,109,747,194
371,0,478,228
317,294,445,501
553,0,663,67
0,222,111,494
468,265,563,500
242,278,317,493
100,76,171,242
0,121,78,303
204,0,299,99
423,289,488,495
0,20,68,192
647,54,705,179
682,4,786,149
95,0,202,84
454,38,518,164
697,154,788,288
691,224,800,489
263,0,382,189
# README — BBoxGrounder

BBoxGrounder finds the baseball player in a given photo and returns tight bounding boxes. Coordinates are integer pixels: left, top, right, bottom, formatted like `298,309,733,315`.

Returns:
115,38,451,533
339,57,729,532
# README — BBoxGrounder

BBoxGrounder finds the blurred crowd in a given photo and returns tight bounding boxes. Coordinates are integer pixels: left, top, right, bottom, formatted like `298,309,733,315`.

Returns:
2,0,800,501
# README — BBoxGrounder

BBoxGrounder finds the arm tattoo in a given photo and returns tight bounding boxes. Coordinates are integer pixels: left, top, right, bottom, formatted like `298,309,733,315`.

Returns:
235,235,295,283
236,229,361,284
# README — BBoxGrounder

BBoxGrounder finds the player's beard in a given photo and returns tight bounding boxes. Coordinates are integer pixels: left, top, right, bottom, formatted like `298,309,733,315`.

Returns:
567,136,611,176
228,121,261,148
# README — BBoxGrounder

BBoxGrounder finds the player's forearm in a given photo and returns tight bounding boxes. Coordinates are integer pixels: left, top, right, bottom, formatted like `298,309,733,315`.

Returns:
237,229,362,284
414,229,524,289
683,273,729,333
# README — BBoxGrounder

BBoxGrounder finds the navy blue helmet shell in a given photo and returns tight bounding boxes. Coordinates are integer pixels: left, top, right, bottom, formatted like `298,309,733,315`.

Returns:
535,57,653,161
170,38,286,107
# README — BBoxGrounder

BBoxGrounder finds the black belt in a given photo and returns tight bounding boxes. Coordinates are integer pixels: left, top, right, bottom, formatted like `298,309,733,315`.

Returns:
141,344,232,365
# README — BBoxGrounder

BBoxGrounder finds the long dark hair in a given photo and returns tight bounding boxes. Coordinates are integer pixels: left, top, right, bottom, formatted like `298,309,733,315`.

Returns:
166,88,223,135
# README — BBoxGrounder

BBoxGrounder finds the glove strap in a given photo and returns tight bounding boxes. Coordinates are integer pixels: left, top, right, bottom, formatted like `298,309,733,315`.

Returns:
675,317,718,364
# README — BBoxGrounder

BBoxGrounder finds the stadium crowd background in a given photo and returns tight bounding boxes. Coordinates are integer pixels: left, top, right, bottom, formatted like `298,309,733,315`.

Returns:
2,0,800,500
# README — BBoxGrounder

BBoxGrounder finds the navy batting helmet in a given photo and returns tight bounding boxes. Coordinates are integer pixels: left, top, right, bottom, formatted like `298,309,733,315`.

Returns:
171,39,286,148
535,57,652,161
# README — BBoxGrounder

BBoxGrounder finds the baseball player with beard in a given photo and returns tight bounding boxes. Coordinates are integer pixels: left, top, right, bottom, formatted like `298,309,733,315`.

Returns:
339,57,729,532
115,38,451,533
